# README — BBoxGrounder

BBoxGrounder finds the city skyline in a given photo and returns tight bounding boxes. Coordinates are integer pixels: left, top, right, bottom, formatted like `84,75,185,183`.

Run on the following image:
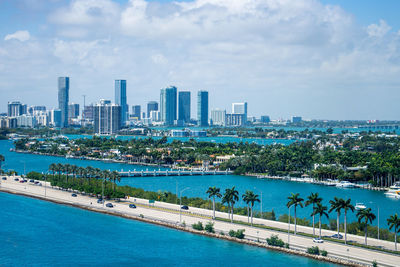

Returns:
1,0,400,120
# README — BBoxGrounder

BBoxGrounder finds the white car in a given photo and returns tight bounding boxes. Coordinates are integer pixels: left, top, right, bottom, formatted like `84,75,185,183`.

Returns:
313,238,324,243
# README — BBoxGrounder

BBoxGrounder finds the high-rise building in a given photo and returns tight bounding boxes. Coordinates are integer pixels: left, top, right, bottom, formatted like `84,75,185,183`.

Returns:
178,91,191,123
7,101,24,117
28,106,46,115
197,91,209,126
49,109,62,127
68,103,80,119
132,105,141,119
160,86,177,126
261,115,270,123
58,77,69,128
149,110,160,121
115,80,128,126
94,99,121,135
211,109,226,126
225,113,246,127
83,105,95,121
147,101,158,118
232,102,247,125
292,116,302,123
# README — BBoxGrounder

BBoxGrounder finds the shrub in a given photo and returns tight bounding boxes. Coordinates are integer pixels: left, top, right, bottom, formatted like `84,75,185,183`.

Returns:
321,250,328,256
192,222,204,231
229,230,236,237
205,222,215,233
372,260,377,267
229,229,245,239
266,235,285,247
285,243,289,249
307,246,320,255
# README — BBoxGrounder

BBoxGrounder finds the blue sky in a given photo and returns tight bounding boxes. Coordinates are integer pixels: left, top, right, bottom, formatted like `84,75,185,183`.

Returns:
1,0,400,120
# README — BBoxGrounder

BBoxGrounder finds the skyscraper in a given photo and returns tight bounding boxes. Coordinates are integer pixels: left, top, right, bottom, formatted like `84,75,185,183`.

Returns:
132,105,141,119
94,99,121,135
232,102,248,125
147,101,158,118
68,103,79,119
211,109,226,126
58,77,69,128
160,86,177,126
7,101,26,117
178,91,191,123
197,90,209,126
115,80,128,126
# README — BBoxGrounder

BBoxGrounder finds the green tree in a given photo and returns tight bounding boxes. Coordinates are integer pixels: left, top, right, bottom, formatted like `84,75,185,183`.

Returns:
387,214,400,251
329,197,343,238
206,186,222,220
305,192,322,236
312,203,329,239
357,208,376,245
0,154,4,171
287,193,304,235
340,198,355,244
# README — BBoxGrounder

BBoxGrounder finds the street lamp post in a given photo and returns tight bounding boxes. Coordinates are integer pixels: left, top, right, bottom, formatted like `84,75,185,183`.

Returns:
179,187,190,224
288,205,292,244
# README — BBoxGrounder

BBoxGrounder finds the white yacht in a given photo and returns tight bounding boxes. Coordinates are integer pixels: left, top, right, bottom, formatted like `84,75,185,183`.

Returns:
324,179,337,186
355,203,366,210
336,181,356,188
384,182,400,199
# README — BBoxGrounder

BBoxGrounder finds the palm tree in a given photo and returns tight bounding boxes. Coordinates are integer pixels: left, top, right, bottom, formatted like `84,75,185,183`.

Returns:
312,203,329,239
64,164,71,182
221,191,231,220
329,197,344,238
206,186,222,219
287,193,304,235
229,187,239,222
305,192,322,236
247,191,260,225
56,163,63,179
242,191,252,223
222,187,239,222
387,214,400,251
49,163,57,177
0,154,5,171
111,170,120,192
341,198,355,244
357,208,376,245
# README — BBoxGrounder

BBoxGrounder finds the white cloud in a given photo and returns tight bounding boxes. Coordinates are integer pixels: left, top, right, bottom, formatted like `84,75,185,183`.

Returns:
367,19,391,38
4,30,31,42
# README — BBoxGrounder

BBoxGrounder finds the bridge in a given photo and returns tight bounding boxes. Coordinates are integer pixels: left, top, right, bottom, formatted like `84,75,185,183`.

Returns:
118,169,232,177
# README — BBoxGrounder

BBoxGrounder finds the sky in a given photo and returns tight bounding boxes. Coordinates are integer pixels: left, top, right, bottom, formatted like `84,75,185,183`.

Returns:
1,0,400,120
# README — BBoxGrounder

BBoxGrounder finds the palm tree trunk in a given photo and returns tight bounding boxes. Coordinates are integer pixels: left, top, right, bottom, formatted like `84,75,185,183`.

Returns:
365,224,368,245
247,205,249,223
294,206,297,235
312,204,315,236
251,206,253,226
212,197,215,220
337,212,340,236
231,205,234,222
395,228,397,251
344,211,347,244
319,216,322,239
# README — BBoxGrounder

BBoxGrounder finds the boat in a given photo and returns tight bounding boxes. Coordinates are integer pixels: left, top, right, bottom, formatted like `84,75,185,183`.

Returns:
388,182,400,192
355,203,366,210
385,191,400,199
336,181,356,188
324,179,337,186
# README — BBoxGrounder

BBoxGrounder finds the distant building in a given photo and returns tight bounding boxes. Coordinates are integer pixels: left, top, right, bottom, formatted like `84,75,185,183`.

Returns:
16,114,36,128
147,101,158,118
232,102,247,125
225,113,246,127
292,116,302,123
131,105,141,119
49,109,62,127
160,86,177,126
58,77,69,128
197,91,208,126
7,101,26,117
28,106,46,115
35,112,48,127
68,103,80,119
83,105,95,121
261,115,270,123
149,110,160,122
115,80,128,126
94,100,121,135
178,91,191,123
211,109,226,126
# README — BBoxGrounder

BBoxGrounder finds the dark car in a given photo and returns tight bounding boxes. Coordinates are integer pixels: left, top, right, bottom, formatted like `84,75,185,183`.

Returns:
331,234,343,239
34,181,39,184
106,203,113,208
71,193,77,197
97,199,104,204
19,180,25,183
181,205,189,210
29,179,35,183
14,178,19,181
1,177,6,180
129,204,136,209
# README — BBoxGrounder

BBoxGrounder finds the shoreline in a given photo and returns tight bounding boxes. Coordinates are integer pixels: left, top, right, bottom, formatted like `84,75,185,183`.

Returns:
0,186,361,267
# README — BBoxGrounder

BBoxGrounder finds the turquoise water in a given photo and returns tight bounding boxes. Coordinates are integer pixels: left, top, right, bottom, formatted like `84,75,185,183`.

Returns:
0,192,337,266
1,140,399,228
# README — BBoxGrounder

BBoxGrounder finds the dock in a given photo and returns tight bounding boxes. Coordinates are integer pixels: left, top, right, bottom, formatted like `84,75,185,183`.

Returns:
118,169,232,177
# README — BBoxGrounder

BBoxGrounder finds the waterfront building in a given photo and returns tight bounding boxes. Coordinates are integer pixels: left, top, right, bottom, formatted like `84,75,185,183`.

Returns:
68,103,79,119
292,116,302,123
261,115,270,123
58,77,69,128
147,101,158,118
225,113,246,127
34,112,48,127
7,101,27,117
178,91,191,123
115,80,128,126
160,86,177,126
132,105,141,120
197,91,209,126
211,109,226,126
94,100,121,135
149,110,160,121
49,109,61,127
28,106,46,115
